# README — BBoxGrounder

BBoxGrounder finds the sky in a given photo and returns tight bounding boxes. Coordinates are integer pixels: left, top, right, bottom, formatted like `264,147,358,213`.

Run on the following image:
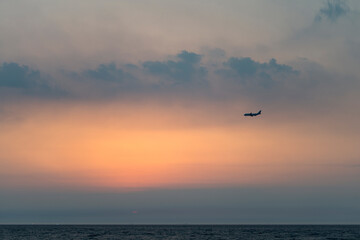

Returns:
0,0,359,224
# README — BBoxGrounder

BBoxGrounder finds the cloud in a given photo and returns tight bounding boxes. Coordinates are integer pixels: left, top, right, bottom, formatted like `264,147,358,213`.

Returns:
143,51,207,85
70,53,297,98
0,62,65,98
224,57,259,77
0,51,355,115
315,0,350,23
217,57,298,88
57,62,143,99
63,51,208,98
225,57,298,76
84,63,133,82
0,62,41,89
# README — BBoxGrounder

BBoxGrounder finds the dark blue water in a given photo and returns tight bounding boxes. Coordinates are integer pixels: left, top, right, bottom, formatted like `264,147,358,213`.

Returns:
0,225,359,239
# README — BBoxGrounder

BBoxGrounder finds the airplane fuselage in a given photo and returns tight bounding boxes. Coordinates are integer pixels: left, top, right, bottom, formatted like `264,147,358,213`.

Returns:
244,110,261,117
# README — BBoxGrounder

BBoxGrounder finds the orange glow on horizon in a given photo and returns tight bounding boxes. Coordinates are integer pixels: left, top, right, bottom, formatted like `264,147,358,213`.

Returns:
0,101,358,190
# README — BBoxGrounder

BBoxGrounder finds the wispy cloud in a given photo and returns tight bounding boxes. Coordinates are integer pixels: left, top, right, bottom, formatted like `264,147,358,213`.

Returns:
315,0,350,23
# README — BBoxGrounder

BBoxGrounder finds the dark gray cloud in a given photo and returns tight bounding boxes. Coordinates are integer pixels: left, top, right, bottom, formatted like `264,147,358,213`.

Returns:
57,51,210,100
143,50,207,85
0,62,41,89
0,51,355,113
224,57,298,76
84,63,133,82
2,53,301,101
58,62,142,99
0,62,66,98
217,57,298,89
315,0,350,23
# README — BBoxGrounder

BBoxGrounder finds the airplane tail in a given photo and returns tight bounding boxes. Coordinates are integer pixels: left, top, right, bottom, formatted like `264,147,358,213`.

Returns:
258,110,262,115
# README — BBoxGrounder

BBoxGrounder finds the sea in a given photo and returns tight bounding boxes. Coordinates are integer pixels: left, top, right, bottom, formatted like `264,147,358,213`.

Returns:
0,225,359,239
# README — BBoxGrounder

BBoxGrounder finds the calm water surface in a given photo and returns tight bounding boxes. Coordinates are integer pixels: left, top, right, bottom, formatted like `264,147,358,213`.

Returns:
0,225,359,239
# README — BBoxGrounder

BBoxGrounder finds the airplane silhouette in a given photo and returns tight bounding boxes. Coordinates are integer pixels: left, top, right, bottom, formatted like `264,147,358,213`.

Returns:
244,110,262,117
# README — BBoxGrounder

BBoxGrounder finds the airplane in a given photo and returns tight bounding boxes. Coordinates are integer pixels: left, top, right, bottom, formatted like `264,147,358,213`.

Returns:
244,110,261,117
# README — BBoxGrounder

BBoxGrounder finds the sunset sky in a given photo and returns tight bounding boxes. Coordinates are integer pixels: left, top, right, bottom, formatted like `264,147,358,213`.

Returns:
1,0,359,223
